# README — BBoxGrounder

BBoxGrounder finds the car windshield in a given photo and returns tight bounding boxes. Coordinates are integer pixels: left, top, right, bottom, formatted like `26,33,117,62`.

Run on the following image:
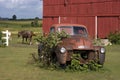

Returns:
58,26,88,37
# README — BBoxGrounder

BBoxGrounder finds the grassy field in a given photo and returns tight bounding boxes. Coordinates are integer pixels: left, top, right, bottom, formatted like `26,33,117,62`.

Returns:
0,20,42,34
0,20,120,80
0,36,120,80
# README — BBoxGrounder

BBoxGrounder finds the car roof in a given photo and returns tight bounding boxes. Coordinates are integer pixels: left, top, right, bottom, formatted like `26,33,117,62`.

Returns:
51,23,87,28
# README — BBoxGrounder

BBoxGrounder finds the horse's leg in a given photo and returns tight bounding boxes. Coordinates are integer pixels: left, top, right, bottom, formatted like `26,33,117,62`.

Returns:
29,37,32,45
26,37,27,42
22,37,24,43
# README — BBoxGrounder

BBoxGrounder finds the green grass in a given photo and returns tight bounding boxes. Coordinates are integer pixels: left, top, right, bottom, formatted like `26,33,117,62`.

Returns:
0,20,42,35
0,20,120,80
104,45,120,79
0,36,120,80
0,20,42,26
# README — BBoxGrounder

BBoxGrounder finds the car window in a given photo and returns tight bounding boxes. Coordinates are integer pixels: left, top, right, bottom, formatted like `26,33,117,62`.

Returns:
57,26,88,37
73,27,88,37
58,26,73,35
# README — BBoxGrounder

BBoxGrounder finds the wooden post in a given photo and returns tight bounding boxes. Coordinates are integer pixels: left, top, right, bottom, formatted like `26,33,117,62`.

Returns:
95,16,98,39
2,30,11,46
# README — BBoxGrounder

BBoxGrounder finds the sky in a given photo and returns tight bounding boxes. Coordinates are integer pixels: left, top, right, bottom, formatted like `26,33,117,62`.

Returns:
0,0,43,19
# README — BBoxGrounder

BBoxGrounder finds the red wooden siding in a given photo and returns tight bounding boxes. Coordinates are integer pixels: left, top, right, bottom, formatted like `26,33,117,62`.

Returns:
43,17,59,34
77,17,95,38
43,0,120,38
60,17,78,24
112,1,120,14
97,16,119,38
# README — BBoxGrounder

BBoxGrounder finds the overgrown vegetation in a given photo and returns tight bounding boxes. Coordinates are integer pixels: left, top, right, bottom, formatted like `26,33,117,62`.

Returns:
35,31,69,67
108,31,120,44
93,38,104,46
35,32,103,71
65,54,103,72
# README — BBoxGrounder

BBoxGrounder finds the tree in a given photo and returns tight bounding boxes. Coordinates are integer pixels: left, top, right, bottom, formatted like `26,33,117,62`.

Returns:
12,15,17,20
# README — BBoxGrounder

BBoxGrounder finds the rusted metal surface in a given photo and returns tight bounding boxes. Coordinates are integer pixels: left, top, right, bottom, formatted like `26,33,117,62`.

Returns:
43,0,120,38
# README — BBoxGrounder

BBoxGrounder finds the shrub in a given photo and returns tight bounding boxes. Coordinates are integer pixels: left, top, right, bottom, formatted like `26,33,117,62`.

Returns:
65,54,102,72
108,31,120,44
35,31,69,67
31,17,41,27
93,38,104,46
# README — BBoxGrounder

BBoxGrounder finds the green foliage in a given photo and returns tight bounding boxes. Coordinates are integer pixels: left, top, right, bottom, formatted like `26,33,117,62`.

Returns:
93,38,104,46
88,61,103,71
65,54,102,72
35,31,69,67
108,31,120,44
66,59,88,72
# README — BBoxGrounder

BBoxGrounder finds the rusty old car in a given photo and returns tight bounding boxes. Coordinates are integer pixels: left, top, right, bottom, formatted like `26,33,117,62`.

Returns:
38,24,106,67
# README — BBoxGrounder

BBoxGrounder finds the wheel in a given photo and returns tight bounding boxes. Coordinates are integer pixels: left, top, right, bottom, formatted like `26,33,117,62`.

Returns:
60,64,66,69
38,43,43,58
98,53,105,65
51,52,57,63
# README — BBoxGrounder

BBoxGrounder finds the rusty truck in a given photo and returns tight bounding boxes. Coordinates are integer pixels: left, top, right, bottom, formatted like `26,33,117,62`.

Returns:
38,24,105,67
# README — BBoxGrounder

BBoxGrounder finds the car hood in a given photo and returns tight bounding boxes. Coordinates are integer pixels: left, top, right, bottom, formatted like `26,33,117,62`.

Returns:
61,36,94,50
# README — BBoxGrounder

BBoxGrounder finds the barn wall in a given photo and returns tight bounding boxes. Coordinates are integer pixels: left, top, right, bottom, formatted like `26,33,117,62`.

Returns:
43,0,120,38
97,16,119,38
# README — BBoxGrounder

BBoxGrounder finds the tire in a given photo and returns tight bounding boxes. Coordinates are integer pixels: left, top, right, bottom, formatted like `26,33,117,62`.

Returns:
38,49,41,56
98,53,105,65
60,64,66,69
38,43,43,56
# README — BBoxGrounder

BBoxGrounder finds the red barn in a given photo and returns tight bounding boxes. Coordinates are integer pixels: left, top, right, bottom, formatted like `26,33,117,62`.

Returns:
43,0,120,38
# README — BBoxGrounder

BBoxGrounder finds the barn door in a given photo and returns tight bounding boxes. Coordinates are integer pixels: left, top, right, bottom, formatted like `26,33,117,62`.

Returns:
97,16,119,38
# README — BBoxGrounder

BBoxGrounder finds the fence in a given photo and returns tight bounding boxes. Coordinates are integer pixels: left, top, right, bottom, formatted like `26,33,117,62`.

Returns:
2,30,11,46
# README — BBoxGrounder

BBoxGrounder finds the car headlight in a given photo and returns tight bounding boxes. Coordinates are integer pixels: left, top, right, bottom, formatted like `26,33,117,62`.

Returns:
100,47,105,53
60,47,66,53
